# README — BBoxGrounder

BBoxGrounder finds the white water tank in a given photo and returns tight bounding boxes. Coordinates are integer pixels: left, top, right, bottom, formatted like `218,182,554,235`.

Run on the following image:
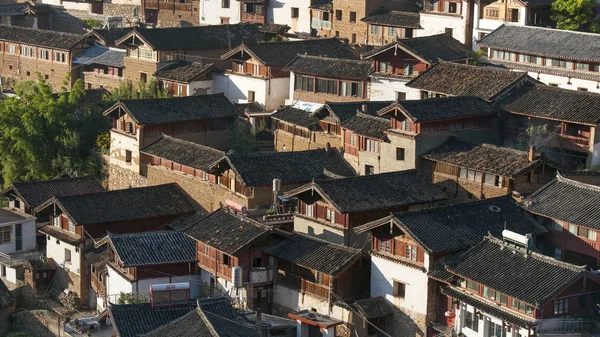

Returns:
273,178,281,192
232,266,243,288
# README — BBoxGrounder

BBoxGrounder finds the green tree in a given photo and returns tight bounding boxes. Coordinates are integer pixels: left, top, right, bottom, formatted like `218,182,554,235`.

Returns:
117,292,147,304
551,0,596,31
226,122,259,153
103,77,167,104
0,74,107,186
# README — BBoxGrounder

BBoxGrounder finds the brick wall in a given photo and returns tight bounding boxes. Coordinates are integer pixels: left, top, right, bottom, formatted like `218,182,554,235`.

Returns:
293,89,365,104
0,52,72,90
123,57,158,82
103,3,142,23
157,1,200,27
274,130,341,152
81,71,123,90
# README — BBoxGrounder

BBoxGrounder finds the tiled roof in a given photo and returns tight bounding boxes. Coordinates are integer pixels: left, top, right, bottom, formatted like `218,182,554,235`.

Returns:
38,225,85,246
444,237,586,305
264,233,362,275
91,28,134,46
318,101,394,123
236,102,265,114
164,212,206,231
427,264,456,284
523,175,600,230
140,135,224,172
390,96,496,122
406,61,528,101
271,107,322,130
353,297,394,319
141,310,213,337
218,148,357,186
108,231,196,267
185,208,271,256
360,10,420,28
116,24,261,50
106,93,240,125
423,137,545,178
284,55,373,80
480,57,600,82
441,286,537,327
109,303,193,337
26,258,58,272
1,176,103,211
85,245,109,273
39,184,197,226
154,60,214,83
0,24,85,50
286,170,446,214
340,113,390,139
0,3,28,17
478,24,600,62
259,23,290,34
497,82,600,125
0,278,12,309
198,296,237,319
73,44,125,68
356,196,547,253
310,0,332,10
363,34,472,63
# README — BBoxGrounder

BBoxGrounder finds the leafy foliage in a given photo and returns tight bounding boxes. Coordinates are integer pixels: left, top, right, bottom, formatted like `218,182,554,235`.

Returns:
226,121,259,153
117,292,147,304
95,131,111,155
516,124,550,150
0,75,108,187
83,19,103,29
551,0,597,31
102,77,167,104
469,50,486,65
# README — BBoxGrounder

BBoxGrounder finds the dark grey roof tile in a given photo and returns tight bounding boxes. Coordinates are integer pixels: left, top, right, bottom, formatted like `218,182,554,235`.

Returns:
109,231,196,267
110,303,193,337
140,135,224,172
73,44,125,68
0,24,85,50
361,10,420,27
154,60,214,83
284,55,372,80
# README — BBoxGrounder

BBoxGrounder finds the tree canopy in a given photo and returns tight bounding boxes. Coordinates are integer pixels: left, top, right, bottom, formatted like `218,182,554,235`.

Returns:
0,75,108,187
551,0,600,31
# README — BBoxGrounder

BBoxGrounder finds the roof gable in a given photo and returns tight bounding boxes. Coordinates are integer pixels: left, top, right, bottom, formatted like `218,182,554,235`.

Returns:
318,100,394,123
90,28,134,46
363,34,472,64
340,113,390,139
108,231,196,267
286,170,447,213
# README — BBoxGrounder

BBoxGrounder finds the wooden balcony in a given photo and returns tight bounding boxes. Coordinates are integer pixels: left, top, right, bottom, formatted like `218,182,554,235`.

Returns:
91,273,105,296
241,12,265,23
278,274,329,299
198,253,233,281
145,0,193,11
548,134,590,152
145,0,158,9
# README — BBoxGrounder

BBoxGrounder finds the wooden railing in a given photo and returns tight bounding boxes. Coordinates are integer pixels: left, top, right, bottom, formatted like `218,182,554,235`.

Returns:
198,253,232,281
241,12,265,23
278,274,329,299
145,1,192,10
91,273,105,296
537,319,595,334
548,134,590,152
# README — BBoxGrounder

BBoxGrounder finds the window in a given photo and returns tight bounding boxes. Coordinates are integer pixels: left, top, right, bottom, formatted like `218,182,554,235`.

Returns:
252,257,262,268
549,83,559,87
315,271,323,284
576,62,590,71
0,226,11,244
578,227,588,238
1,265,5,277
483,286,496,300
252,63,260,76
550,59,568,68
380,239,391,253
396,91,406,100
466,279,479,292
177,85,183,97
554,247,562,260
68,220,75,233
291,7,299,18
554,299,568,315
351,33,356,44
464,311,478,331
8,44,15,55
499,294,508,306
366,139,379,152
388,27,396,36
484,174,502,187
588,229,597,241
406,245,417,261
578,87,589,92
65,248,71,262
445,28,453,36
221,0,229,8
393,281,406,298
370,25,380,35
350,11,356,22
552,220,563,232
306,204,313,217
222,254,231,266
507,8,519,22
204,244,209,255
243,3,261,13
569,224,577,235
448,2,457,13
404,28,413,38
396,147,405,161
404,64,414,75
335,10,342,20
53,216,60,227
248,90,255,102
316,79,338,94
350,134,357,146
399,119,411,131
379,62,392,73
138,47,156,60
459,168,467,179
485,7,499,18
39,50,50,60
295,76,314,92
340,81,363,98
26,71,30,76
125,150,132,163
365,165,375,175
20,46,34,57
326,209,336,223
487,320,504,337
140,72,148,83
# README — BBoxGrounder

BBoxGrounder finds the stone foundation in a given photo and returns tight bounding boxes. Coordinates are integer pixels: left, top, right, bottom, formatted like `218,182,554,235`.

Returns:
108,164,147,190
103,3,142,25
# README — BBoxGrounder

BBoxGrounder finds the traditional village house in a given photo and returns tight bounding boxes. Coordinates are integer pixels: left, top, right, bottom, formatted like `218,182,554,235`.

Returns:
103,93,240,189
478,25,600,93
497,83,600,169
265,233,370,318
0,280,14,336
361,34,473,101
109,302,194,337
184,208,282,311
284,55,373,104
0,208,36,285
266,0,312,35
0,2,53,29
34,183,197,308
23,258,58,295
342,96,500,173
239,0,267,24
154,60,215,97
406,60,533,102
472,2,552,47
141,0,199,27
89,28,135,48
328,0,411,44
361,10,420,45
523,174,600,268
73,44,126,90
418,0,473,46
310,0,333,37
354,196,547,337
272,101,393,152
432,235,600,337
92,231,198,311
218,38,356,110
114,24,261,83
422,137,560,202
209,148,357,210
284,170,446,246
0,25,89,89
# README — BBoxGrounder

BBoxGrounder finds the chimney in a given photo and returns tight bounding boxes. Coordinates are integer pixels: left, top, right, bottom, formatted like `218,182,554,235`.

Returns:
528,146,536,162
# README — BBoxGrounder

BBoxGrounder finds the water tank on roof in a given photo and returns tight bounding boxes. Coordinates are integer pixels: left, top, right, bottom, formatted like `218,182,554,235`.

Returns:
226,199,247,214
273,178,281,192
232,266,243,288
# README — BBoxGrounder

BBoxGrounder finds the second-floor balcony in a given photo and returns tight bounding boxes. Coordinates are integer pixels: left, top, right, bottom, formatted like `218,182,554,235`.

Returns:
241,11,265,23
538,318,600,336
548,134,590,152
145,0,193,11
278,274,329,299
311,18,331,29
